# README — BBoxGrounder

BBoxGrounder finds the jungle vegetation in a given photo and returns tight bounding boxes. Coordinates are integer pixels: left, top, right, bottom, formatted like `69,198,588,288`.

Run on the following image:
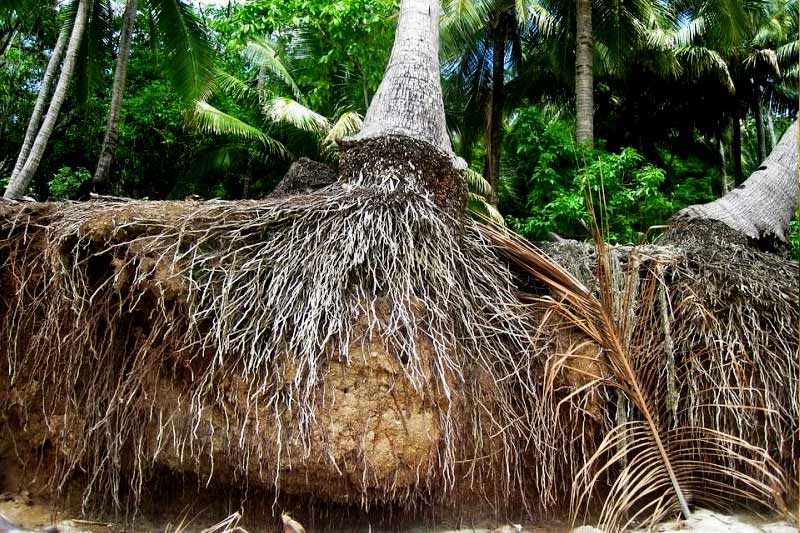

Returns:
0,0,797,250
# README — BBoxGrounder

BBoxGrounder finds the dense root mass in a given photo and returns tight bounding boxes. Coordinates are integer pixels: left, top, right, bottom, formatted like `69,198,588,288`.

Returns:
0,185,543,513
526,230,798,522
0,190,797,526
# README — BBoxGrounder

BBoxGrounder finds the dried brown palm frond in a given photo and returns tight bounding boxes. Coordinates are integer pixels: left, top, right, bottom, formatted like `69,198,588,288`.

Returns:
476,220,791,532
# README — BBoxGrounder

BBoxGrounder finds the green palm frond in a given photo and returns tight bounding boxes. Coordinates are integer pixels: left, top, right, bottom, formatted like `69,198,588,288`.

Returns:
464,167,492,197
147,0,214,101
744,47,781,76
322,111,363,157
243,39,304,102
263,97,330,135
72,0,112,105
464,168,504,224
192,101,288,157
676,45,735,92
775,39,798,63
212,68,257,102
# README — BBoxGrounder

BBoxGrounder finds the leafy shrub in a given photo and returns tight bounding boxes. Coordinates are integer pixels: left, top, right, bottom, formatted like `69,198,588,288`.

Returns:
502,106,720,243
49,167,91,200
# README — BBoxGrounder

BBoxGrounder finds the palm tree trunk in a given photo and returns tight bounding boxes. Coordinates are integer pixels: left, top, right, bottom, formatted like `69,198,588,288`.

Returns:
575,0,593,146
766,107,777,150
0,22,19,58
8,25,68,184
718,134,729,195
486,16,506,204
256,63,266,103
731,106,743,184
147,8,158,63
353,0,453,158
753,94,766,163
93,0,138,187
675,120,797,244
4,0,89,199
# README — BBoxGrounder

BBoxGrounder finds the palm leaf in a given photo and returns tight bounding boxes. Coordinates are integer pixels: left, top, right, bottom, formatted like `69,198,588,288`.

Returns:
212,68,257,102
476,220,789,531
191,101,288,157
147,0,214,101
322,111,363,158
243,39,304,102
263,97,329,135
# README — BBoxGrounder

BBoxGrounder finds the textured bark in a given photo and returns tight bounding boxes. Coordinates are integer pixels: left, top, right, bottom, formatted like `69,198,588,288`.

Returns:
4,0,89,199
486,17,506,203
574,0,593,146
0,24,18,58
8,26,68,184
93,0,138,186
718,135,730,194
674,120,798,244
767,108,777,150
353,0,455,160
731,107,743,184
753,96,766,163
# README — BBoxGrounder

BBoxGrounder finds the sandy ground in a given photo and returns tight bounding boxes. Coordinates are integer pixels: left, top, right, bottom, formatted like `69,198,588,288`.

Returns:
0,495,796,533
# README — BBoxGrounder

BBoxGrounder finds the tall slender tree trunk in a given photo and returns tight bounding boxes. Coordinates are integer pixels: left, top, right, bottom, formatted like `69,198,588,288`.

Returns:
344,0,463,215
718,134,730,194
256,63,266,102
766,107,777,150
675,120,798,244
731,106,743,184
4,0,89,199
0,23,19,58
485,16,506,204
8,25,68,184
575,0,593,146
147,8,158,63
93,0,138,187
353,0,454,158
753,94,766,163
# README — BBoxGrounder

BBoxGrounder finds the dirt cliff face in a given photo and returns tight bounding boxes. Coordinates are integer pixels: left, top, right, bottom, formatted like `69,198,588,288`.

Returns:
141,328,442,502
0,311,443,506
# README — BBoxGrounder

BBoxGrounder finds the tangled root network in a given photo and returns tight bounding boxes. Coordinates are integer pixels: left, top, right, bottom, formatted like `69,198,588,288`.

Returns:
0,184,546,512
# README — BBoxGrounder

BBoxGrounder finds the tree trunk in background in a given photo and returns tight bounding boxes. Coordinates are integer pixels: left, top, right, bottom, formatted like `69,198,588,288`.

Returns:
731,107,743,184
766,108,777,150
8,25,68,184
93,0,138,187
718,135,729,194
4,0,89,199
0,23,19,58
256,64,266,102
675,120,797,244
575,0,593,146
353,0,455,159
485,17,506,204
753,95,766,163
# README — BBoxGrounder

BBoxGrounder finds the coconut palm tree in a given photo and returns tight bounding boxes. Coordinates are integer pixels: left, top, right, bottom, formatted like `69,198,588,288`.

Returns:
4,0,90,199
190,39,363,197
442,0,539,201
92,0,215,189
650,0,798,180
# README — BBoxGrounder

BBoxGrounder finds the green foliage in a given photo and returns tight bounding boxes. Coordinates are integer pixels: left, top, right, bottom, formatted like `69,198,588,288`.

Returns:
790,218,800,261
503,106,720,243
230,0,396,116
49,166,90,199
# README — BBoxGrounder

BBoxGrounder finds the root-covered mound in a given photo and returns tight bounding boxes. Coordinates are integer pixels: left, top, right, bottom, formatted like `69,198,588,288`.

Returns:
0,181,796,526
528,230,798,520
0,185,544,513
